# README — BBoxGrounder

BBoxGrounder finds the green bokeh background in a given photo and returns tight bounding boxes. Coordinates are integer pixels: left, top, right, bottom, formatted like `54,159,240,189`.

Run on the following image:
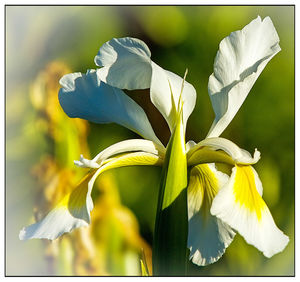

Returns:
6,5,294,276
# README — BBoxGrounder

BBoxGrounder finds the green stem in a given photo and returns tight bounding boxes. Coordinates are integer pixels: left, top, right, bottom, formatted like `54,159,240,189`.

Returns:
153,115,188,276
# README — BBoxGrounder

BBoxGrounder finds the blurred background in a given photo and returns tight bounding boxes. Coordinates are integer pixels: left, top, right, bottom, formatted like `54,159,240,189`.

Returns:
6,5,294,276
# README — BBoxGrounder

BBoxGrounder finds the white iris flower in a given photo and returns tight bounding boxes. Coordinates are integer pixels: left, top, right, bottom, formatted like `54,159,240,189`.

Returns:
20,16,289,266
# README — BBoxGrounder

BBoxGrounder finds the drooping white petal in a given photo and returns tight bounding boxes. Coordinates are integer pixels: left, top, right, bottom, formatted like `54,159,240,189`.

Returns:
95,37,152,90
95,37,196,133
75,139,166,169
58,69,161,144
19,173,95,240
20,152,163,241
188,164,235,266
187,137,260,166
210,165,289,258
207,16,281,137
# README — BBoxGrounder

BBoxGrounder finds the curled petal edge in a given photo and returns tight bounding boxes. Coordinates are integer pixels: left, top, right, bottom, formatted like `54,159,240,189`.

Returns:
187,137,260,167
75,139,165,169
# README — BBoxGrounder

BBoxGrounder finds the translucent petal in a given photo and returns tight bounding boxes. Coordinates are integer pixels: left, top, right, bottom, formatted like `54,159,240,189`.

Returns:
210,165,289,258
20,152,163,241
207,16,281,137
188,164,235,266
58,69,161,144
187,137,260,166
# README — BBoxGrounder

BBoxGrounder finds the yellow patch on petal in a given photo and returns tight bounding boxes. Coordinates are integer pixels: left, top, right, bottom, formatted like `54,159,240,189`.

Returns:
233,165,265,221
57,172,94,216
196,165,219,204
189,164,220,220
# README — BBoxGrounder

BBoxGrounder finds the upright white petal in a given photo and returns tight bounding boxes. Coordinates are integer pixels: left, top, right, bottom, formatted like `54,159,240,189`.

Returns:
211,165,289,258
95,37,196,133
150,63,196,132
95,37,152,90
207,16,280,137
188,164,235,266
58,69,161,144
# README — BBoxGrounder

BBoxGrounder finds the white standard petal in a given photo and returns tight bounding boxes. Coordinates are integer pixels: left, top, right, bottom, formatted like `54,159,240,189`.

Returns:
210,165,289,258
207,16,281,137
58,69,161,145
187,164,235,266
95,37,152,90
95,37,196,133
150,62,196,132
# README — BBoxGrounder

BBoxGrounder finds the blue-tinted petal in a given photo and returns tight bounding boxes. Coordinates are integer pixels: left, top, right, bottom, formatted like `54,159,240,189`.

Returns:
58,69,161,144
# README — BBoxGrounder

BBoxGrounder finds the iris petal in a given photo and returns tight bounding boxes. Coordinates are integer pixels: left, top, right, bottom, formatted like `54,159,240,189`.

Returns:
150,62,196,132
187,164,235,266
95,37,196,133
207,16,281,137
210,165,289,258
187,137,260,166
58,69,161,144
75,139,165,169
95,37,152,90
19,172,95,240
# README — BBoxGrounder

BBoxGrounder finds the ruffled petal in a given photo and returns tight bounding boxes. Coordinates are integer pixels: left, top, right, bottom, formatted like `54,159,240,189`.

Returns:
187,137,260,166
207,16,280,137
210,165,289,258
95,37,196,133
58,69,161,144
95,37,152,90
188,164,235,266
20,152,163,241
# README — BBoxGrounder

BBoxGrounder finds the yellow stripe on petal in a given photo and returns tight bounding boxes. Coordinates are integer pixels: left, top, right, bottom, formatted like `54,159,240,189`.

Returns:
188,164,225,219
19,172,96,241
233,165,265,221
188,164,235,266
57,172,95,221
211,165,289,258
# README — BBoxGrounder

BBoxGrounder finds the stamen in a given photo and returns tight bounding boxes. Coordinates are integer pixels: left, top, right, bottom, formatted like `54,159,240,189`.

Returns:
74,154,100,168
